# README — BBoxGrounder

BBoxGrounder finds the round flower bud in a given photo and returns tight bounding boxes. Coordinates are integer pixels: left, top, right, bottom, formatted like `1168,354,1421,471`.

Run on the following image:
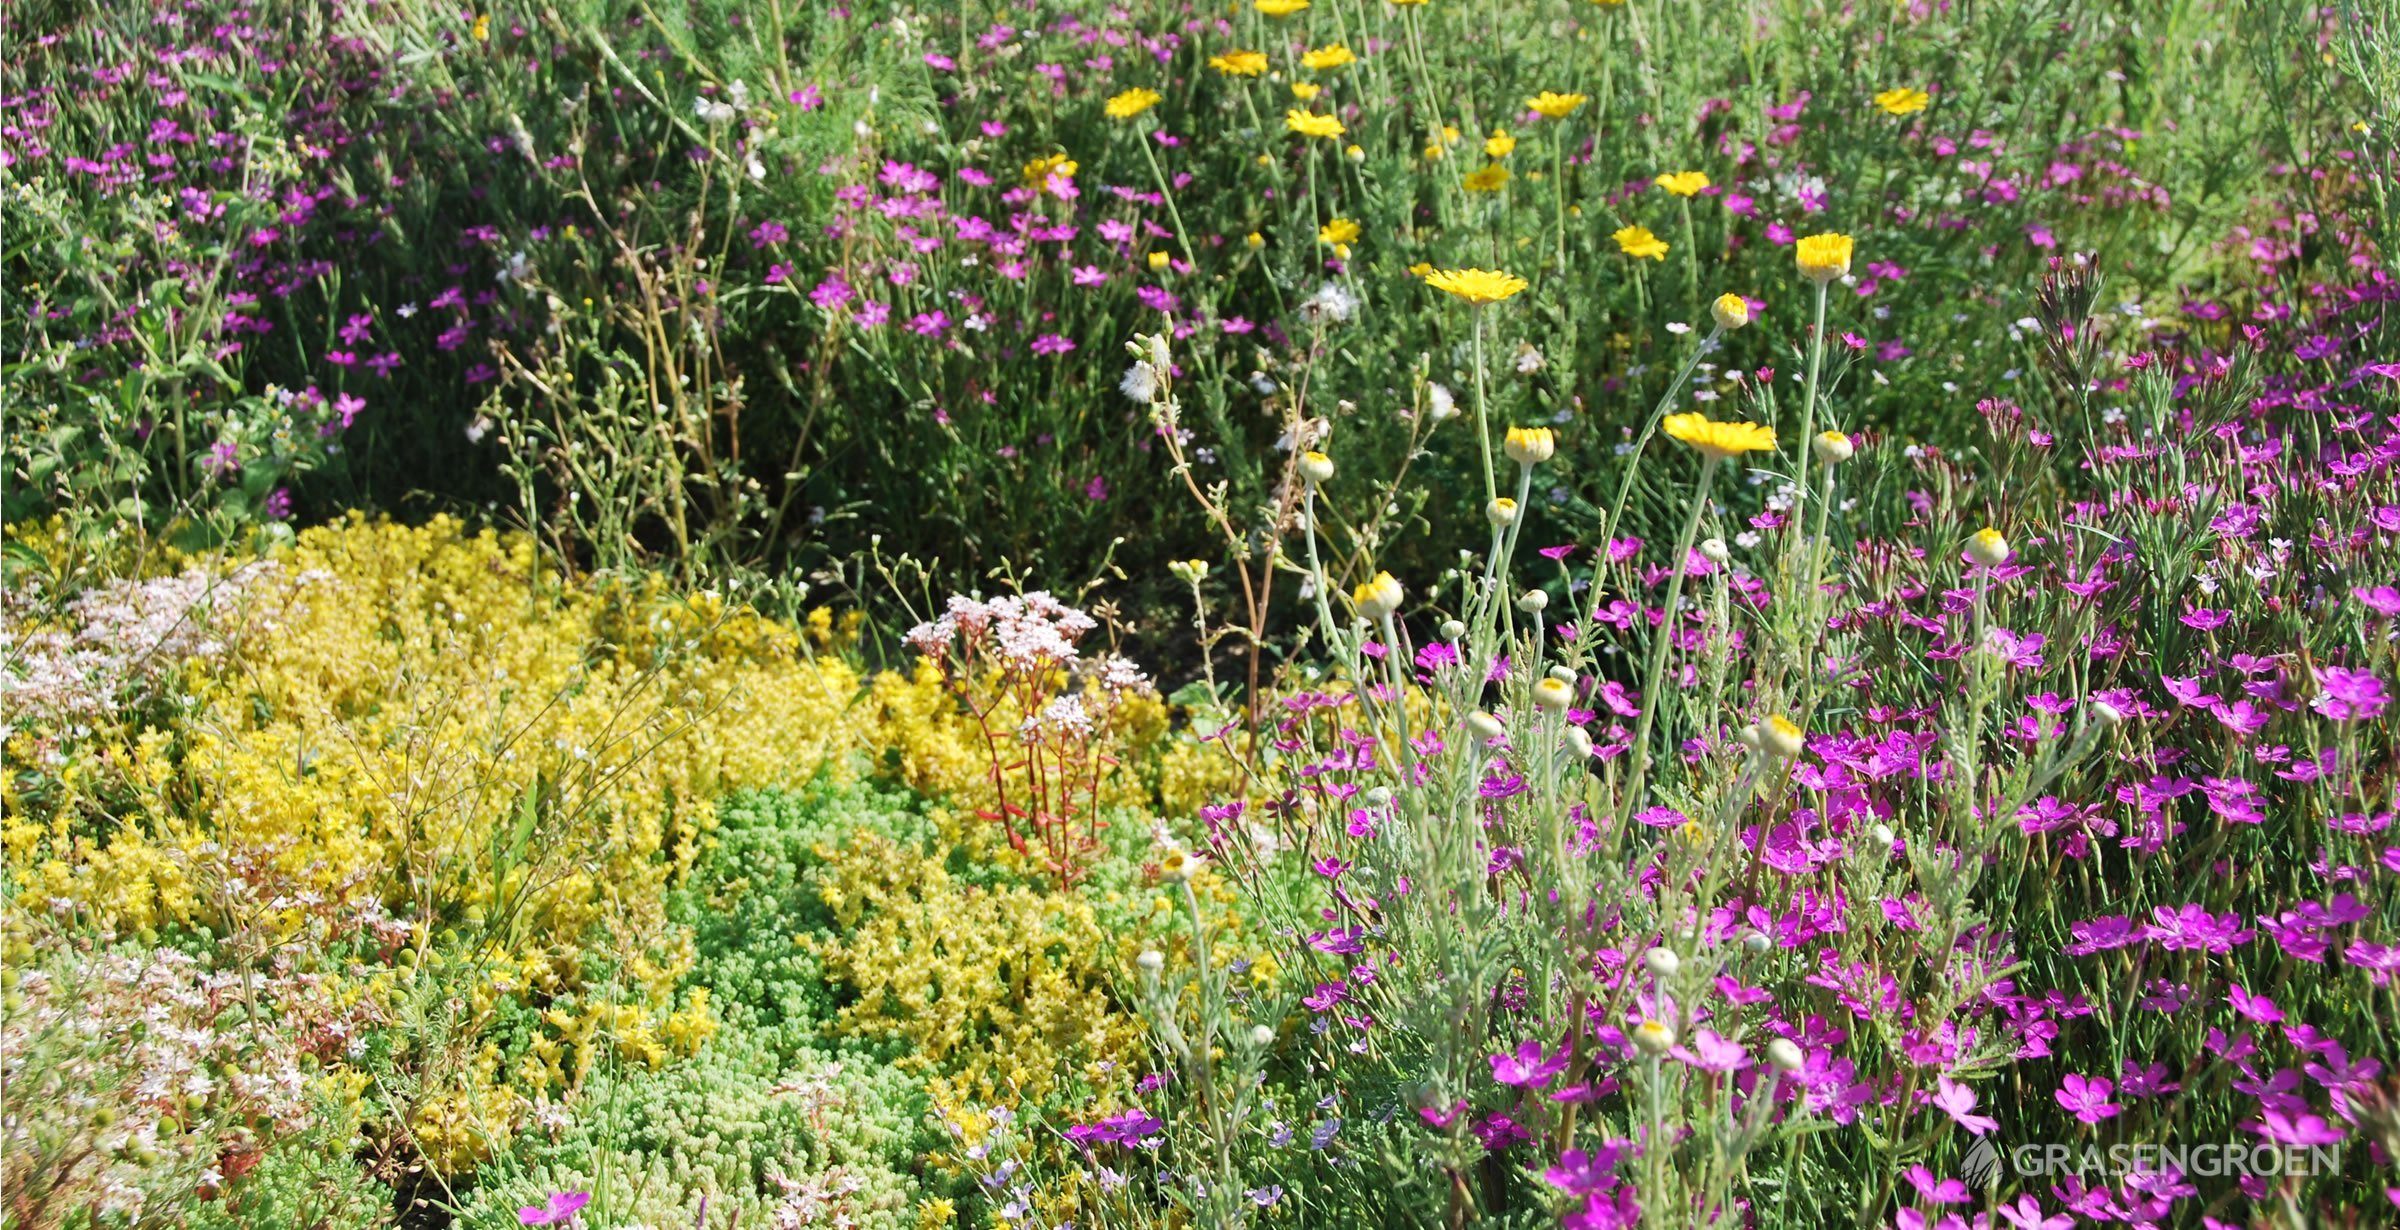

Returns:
1486,497,1518,527
1965,528,2011,568
1439,619,1467,641
1794,232,1854,284
1532,678,1573,712
1517,590,1549,613
1732,723,1761,750
1759,715,1805,759
1812,430,1855,464
1503,425,1556,466
1741,931,1771,955
1710,293,1751,331
1345,143,1365,164
1157,845,1193,883
1299,451,1336,484
1548,665,1578,684
1565,726,1594,758
1766,1038,1805,1073
1633,1019,1676,1056
1699,537,1730,565
1871,823,1896,846
1352,571,1405,619
2090,699,2124,727
1250,1024,1277,1047
1137,949,1165,973
1466,711,1506,742
1365,786,1394,807
1643,946,1681,978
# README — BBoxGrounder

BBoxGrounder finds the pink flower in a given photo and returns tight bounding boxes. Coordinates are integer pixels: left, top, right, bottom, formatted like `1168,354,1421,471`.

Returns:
1490,1039,1570,1087
2055,1073,2121,1123
519,1192,590,1226
2246,1109,2344,1147
2311,666,2389,721
1925,1075,1997,1135
2227,984,2283,1024
1031,332,1076,356
1995,1195,2073,1230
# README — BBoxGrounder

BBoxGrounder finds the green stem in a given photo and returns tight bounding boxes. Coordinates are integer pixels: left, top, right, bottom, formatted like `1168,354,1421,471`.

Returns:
1621,456,1719,822
1471,309,1497,508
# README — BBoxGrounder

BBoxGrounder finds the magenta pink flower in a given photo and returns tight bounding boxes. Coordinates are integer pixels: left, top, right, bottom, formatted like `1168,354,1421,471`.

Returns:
518,1191,589,1226
2055,1073,2121,1123
1925,1075,1997,1135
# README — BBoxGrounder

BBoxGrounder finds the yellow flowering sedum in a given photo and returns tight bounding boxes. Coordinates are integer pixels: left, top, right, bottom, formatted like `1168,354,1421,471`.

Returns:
1424,266,1529,304
1022,152,1077,185
1662,412,1777,458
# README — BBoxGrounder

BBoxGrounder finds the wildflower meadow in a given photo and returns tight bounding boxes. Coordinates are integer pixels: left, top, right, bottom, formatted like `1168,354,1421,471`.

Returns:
5,0,2400,1227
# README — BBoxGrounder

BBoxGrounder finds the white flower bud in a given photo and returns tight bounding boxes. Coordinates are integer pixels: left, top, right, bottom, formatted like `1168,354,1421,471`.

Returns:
1467,711,1506,742
1250,1024,1276,1047
1137,950,1165,973
1516,590,1548,613
1299,451,1336,484
1633,1019,1676,1055
1643,947,1681,979
1758,715,1804,759
1699,537,1730,564
1710,293,1751,331
1485,497,1518,527
1564,726,1594,758
1439,619,1467,641
1965,528,2011,568
1766,1038,1805,1073
1813,430,1855,465
1532,678,1573,712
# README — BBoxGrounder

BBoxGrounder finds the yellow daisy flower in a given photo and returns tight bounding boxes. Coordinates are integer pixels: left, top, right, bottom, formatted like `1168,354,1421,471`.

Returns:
1301,43,1356,70
1661,413,1776,459
1654,170,1710,197
1462,163,1511,192
1526,91,1588,119
1874,87,1930,116
1613,225,1669,260
1210,50,1269,76
1286,109,1344,139
1424,267,1528,305
1105,88,1163,119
